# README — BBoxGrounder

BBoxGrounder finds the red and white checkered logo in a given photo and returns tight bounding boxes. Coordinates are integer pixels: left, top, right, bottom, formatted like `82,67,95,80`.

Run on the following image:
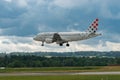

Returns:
88,18,99,33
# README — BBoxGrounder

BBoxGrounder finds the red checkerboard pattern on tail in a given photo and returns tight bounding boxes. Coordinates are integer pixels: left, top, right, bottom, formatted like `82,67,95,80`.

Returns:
87,18,99,33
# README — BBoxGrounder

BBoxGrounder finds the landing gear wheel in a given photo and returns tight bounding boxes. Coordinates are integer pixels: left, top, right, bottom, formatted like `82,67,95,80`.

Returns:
41,44,44,46
66,43,70,47
59,43,63,46
41,42,44,46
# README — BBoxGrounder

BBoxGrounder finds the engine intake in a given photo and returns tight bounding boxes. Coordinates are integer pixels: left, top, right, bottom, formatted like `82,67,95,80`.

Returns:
45,38,53,43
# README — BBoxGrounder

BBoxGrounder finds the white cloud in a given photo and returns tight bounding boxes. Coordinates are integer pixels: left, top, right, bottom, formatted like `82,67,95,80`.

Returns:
4,0,12,3
53,0,89,9
4,0,28,7
0,36,120,53
106,41,120,51
16,0,28,8
52,0,120,19
99,1,120,19
11,0,48,8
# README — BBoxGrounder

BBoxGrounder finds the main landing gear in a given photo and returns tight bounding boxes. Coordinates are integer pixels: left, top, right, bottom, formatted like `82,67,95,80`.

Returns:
59,43,63,46
41,41,70,47
66,43,70,47
59,43,70,47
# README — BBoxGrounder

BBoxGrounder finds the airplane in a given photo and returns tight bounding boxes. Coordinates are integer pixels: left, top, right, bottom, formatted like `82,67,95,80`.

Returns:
33,18,101,46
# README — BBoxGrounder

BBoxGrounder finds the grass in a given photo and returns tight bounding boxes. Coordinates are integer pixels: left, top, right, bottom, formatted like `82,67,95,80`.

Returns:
0,66,120,80
0,66,120,73
0,66,100,73
0,75,120,80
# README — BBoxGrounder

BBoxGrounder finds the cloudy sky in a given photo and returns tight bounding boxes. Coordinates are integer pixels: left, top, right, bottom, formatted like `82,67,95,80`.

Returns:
0,0,120,53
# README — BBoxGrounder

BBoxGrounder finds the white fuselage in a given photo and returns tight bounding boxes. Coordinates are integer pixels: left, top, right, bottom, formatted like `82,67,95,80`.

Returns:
34,32,101,44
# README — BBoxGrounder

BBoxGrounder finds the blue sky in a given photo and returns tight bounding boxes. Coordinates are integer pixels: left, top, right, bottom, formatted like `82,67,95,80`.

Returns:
0,0,120,52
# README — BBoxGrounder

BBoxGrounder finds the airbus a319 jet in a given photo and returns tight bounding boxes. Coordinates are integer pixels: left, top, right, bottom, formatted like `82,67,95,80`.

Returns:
33,18,101,46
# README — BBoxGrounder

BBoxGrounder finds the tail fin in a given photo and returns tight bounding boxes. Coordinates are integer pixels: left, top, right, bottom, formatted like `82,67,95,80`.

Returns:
87,18,99,33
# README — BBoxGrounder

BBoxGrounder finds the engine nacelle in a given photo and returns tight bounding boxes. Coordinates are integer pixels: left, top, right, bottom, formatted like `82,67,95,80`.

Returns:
45,38,53,43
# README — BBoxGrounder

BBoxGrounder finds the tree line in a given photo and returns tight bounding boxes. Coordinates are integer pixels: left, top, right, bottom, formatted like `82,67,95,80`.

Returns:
0,55,120,67
1,51,120,57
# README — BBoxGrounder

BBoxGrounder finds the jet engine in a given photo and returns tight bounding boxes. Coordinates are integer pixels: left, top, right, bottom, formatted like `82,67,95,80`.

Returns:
45,38,53,43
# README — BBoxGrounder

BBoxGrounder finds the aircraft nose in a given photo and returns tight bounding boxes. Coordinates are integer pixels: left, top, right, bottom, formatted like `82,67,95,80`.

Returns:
33,36,37,40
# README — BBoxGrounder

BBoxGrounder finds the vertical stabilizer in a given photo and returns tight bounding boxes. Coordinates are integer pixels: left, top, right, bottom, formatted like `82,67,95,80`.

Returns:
87,18,99,33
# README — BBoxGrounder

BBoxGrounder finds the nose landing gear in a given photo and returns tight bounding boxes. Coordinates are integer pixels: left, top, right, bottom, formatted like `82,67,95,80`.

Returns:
41,42,44,46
